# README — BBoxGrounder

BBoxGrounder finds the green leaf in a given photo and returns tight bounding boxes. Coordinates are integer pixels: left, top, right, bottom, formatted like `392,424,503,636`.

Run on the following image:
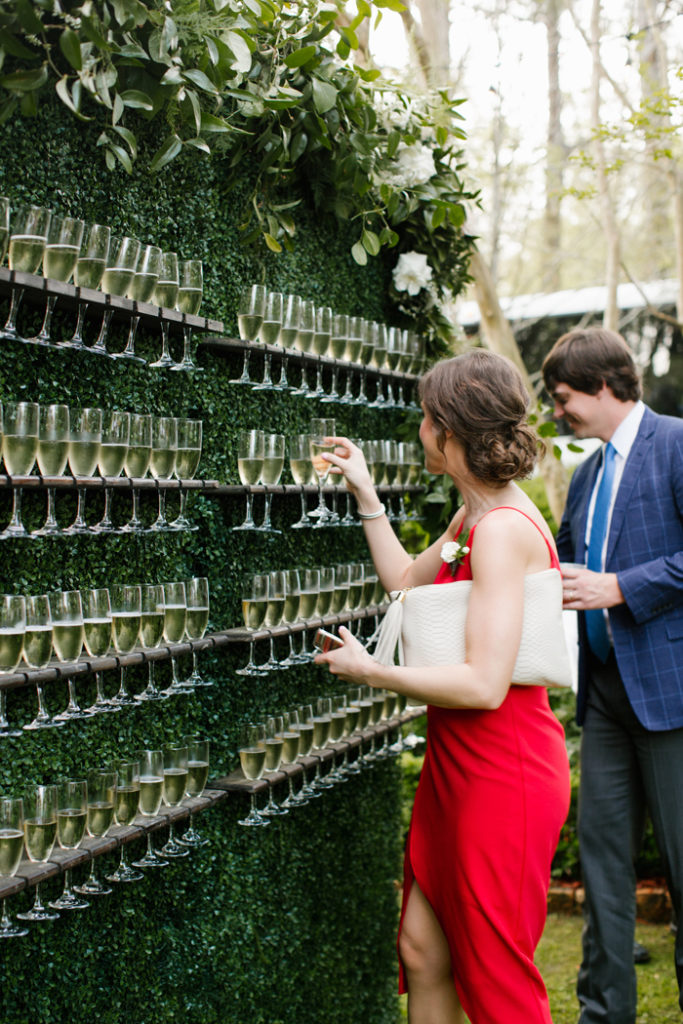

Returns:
59,28,82,71
149,133,182,172
112,123,137,158
387,130,400,158
568,443,584,453
206,38,219,65
119,89,153,110
537,421,557,437
264,233,282,253
431,205,446,229
285,45,317,68
351,240,367,265
553,444,562,461
185,137,211,153
108,142,133,173
312,77,337,115
55,75,92,121
290,130,308,162
362,229,380,256
200,111,231,133
336,38,350,60
112,92,124,124
0,29,38,60
224,30,253,73
14,0,43,35
183,69,219,95
354,66,381,82
160,67,183,86
0,66,48,92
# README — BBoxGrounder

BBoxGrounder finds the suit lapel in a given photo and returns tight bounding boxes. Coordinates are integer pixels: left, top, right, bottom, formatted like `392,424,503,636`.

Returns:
606,409,656,562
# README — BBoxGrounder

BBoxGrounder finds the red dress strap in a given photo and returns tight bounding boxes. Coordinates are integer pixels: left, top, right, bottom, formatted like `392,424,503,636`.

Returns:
438,505,559,584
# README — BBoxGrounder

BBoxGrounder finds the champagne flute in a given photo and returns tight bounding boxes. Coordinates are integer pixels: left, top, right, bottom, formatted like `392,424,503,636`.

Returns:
91,235,141,356
135,583,165,702
33,403,70,537
106,760,143,883
28,214,84,346
149,250,179,368
384,439,400,521
342,687,363,775
82,587,115,715
0,797,28,938
109,583,141,706
172,259,203,372
376,687,399,758
233,428,264,531
258,569,285,673
178,736,210,847
22,593,58,731
149,415,177,532
252,289,283,391
369,322,388,407
0,197,9,265
120,412,152,534
310,697,334,791
326,693,351,783
279,709,305,811
162,580,188,696
1,400,39,539
355,317,375,406
316,566,335,618
306,305,332,399
16,784,59,922
257,433,284,533
277,569,301,669
339,315,363,403
237,722,269,826
64,406,103,535
237,573,268,676
1,205,51,342
308,417,336,525
289,433,316,529
131,749,168,869
92,409,130,534
49,779,89,910
296,567,319,663
61,222,110,350
231,284,266,385
294,703,319,801
322,313,347,402
170,417,202,531
0,594,25,738
259,716,288,818
160,743,189,857
113,243,161,362
273,292,300,390
184,576,210,688
290,299,315,395
50,589,88,722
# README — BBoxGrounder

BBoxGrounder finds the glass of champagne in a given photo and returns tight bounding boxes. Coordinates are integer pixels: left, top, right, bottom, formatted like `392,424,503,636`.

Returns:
29,214,85,346
306,305,332,399
0,796,28,938
355,317,375,406
326,693,350,783
317,566,335,618
149,250,179,368
172,258,203,372
237,572,268,677
131,749,168,869
2,205,51,342
64,406,103,535
289,433,316,529
259,716,287,817
273,292,300,390
162,580,188,696
184,576,210,688
308,418,336,525
293,703,319,802
258,569,285,672
22,593,58,731
170,417,202,532
49,778,89,910
16,784,59,922
1,399,39,539
135,583,165,702
232,283,266,385
0,594,25,738
279,709,304,811
369,322,388,407
149,415,177,532
160,743,189,857
82,587,115,715
106,760,143,883
33,403,70,537
233,428,264,531
109,583,141,706
74,767,117,896
310,697,334,791
121,412,152,534
278,568,301,669
339,315,363,403
0,197,9,265
50,589,87,722
61,222,110,350
238,722,269,827
92,409,130,534
252,289,283,391
257,433,284,533
322,312,348,402
114,243,161,362
92,234,141,356
290,299,315,395
296,567,320,662
178,736,210,847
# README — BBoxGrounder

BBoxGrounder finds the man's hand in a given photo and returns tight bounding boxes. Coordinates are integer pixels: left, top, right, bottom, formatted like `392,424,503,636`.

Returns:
561,567,624,610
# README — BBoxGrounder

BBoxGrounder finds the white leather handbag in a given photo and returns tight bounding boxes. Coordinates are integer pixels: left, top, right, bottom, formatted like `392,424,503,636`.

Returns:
371,568,575,689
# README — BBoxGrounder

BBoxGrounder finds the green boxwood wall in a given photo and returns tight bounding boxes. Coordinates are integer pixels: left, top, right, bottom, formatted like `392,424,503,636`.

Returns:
0,97,416,1024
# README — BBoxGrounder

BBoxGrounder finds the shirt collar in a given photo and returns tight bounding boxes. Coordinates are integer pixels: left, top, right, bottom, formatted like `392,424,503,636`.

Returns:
608,400,645,461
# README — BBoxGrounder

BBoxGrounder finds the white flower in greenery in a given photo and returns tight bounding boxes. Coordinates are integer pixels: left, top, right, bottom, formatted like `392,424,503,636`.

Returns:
440,539,470,567
396,143,436,186
393,251,433,296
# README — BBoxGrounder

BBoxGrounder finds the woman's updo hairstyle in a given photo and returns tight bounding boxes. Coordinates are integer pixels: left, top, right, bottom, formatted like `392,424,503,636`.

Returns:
418,349,540,486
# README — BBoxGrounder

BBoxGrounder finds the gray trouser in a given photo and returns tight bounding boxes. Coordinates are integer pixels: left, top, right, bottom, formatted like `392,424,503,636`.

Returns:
577,649,683,1024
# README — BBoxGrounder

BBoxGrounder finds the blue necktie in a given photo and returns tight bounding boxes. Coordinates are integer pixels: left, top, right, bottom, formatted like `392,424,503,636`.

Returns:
585,442,617,662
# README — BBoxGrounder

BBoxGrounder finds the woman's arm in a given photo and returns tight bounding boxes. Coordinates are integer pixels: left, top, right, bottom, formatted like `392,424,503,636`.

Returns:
316,510,538,709
324,436,463,592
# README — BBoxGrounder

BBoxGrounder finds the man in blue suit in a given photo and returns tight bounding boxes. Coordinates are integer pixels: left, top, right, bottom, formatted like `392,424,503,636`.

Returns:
543,326,683,1024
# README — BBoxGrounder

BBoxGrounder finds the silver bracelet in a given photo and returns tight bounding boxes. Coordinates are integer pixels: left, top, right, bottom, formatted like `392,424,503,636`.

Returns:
357,503,386,520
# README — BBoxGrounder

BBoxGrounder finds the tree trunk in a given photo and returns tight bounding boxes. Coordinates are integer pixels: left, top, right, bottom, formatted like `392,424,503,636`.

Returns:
543,0,565,292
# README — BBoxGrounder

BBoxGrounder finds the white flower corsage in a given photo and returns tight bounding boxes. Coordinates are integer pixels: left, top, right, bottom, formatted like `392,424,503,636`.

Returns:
440,539,470,575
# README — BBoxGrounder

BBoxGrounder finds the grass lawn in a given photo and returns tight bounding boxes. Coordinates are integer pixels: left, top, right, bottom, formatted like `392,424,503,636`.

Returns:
399,914,680,1022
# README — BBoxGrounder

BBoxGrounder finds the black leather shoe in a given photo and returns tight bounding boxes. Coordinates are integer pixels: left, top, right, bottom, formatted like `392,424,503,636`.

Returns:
633,940,651,964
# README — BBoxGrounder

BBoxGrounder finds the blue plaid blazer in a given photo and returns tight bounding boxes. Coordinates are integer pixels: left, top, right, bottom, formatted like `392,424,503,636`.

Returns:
556,406,683,730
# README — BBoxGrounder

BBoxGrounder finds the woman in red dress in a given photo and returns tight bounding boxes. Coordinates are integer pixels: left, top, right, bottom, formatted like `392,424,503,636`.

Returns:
316,350,570,1024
